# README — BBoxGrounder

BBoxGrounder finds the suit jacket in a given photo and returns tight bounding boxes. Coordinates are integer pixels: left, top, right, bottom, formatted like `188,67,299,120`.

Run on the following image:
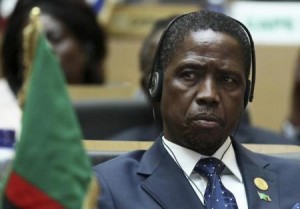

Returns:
93,138,300,209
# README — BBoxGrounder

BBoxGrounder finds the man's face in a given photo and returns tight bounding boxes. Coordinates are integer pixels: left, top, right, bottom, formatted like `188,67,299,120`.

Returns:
161,29,246,155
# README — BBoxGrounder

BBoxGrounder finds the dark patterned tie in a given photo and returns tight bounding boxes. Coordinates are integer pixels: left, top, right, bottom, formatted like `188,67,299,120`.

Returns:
194,157,238,209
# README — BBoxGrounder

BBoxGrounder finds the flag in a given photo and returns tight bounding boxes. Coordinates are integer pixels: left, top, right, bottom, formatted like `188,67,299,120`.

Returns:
257,191,271,202
1,7,98,209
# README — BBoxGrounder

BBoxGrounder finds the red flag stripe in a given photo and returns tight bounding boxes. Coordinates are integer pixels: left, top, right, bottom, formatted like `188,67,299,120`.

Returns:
5,171,64,209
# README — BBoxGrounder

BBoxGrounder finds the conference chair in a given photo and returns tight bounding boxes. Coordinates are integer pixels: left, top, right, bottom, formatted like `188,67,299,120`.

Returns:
74,99,154,140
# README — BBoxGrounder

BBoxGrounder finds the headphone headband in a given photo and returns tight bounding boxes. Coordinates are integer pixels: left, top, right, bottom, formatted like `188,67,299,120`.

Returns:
234,19,256,103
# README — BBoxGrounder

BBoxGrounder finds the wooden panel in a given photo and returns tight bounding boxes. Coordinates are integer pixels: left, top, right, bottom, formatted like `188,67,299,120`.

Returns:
108,4,199,38
84,140,300,154
68,84,137,101
84,140,152,152
105,37,142,87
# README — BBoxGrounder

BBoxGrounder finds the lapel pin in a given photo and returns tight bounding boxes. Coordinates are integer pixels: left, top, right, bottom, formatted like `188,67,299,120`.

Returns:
254,177,269,191
257,191,271,202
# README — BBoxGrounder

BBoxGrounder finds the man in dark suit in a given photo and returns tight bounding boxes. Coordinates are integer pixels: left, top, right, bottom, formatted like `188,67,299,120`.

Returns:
94,10,300,208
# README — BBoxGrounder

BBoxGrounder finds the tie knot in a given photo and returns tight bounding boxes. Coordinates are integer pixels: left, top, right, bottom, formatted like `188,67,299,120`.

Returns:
195,157,225,176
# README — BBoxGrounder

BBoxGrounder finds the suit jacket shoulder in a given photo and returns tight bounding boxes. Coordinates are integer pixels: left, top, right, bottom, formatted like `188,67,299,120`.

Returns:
233,140,300,209
93,139,202,209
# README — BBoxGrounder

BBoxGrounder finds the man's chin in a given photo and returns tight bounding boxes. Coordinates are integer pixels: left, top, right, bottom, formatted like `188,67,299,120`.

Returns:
182,129,228,155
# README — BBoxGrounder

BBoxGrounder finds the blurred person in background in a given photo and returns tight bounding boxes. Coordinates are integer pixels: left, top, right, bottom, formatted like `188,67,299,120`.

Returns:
282,50,300,144
137,16,177,102
0,0,22,138
110,17,177,141
1,0,107,96
0,0,20,178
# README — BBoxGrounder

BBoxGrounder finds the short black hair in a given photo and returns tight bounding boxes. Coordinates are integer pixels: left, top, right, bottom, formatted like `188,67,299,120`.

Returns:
2,0,107,95
158,10,252,78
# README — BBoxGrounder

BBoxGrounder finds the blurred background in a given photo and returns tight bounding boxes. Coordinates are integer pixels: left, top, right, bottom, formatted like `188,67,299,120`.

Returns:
1,0,300,140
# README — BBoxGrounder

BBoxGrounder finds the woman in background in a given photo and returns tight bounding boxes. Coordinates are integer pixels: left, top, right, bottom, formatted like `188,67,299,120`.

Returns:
1,0,107,96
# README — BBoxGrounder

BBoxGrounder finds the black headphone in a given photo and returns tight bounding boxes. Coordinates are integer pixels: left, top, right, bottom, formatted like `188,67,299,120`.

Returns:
148,12,256,109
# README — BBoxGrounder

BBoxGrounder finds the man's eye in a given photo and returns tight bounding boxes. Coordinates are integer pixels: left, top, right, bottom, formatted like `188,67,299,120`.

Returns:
180,71,197,80
222,76,235,83
219,74,241,90
219,73,238,84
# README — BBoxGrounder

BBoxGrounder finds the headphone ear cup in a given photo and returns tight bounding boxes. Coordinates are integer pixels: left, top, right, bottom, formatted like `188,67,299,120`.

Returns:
149,70,163,102
244,80,251,108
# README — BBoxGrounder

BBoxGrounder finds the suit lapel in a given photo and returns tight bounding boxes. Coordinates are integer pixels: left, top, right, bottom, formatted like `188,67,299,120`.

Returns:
233,140,279,209
137,138,281,209
138,138,204,209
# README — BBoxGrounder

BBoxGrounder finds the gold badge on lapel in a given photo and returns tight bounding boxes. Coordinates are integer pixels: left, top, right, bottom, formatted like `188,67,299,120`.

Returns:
254,177,268,191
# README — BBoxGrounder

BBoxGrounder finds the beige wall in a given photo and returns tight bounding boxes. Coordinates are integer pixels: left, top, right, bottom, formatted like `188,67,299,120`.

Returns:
250,45,299,131
105,37,142,88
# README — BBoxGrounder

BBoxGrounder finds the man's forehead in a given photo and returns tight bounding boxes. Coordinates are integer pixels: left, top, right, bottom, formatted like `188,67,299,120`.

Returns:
171,29,242,57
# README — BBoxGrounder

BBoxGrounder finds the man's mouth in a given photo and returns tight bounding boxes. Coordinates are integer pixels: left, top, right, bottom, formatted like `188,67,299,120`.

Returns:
189,114,224,128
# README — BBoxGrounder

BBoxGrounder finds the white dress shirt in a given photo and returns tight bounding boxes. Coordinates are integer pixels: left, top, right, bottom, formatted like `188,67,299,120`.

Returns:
162,136,248,209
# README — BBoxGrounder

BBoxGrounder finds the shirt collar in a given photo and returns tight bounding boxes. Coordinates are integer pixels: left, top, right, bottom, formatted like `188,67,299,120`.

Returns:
162,136,243,183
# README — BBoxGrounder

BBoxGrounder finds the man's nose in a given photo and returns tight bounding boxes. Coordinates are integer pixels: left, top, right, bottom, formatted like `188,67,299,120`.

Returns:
195,77,220,106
